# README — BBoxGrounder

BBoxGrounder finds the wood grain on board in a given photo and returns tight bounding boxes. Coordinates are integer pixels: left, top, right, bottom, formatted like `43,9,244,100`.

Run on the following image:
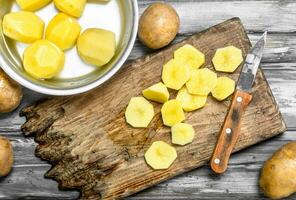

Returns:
19,18,286,199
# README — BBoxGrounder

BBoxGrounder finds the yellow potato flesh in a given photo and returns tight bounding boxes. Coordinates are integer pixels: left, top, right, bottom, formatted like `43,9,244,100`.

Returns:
176,87,207,112
212,46,243,73
162,59,190,90
46,13,81,50
54,0,87,18
171,123,195,145
125,97,154,128
16,0,52,11
211,77,235,101
2,11,44,43
186,68,217,96
142,82,170,103
145,141,177,170
77,28,116,67
174,44,205,70
23,40,65,79
161,99,185,127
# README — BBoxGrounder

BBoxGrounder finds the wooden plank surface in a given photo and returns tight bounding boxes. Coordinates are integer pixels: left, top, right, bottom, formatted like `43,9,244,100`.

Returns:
0,0,296,199
19,18,286,199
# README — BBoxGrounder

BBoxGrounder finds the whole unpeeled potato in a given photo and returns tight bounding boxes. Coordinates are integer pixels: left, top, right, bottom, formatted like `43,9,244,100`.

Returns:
0,137,13,177
0,69,23,113
138,2,180,49
259,142,296,199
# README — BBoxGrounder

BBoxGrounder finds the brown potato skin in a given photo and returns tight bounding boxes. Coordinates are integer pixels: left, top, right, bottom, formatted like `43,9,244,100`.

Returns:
259,142,296,199
0,69,23,113
0,137,13,177
138,3,180,49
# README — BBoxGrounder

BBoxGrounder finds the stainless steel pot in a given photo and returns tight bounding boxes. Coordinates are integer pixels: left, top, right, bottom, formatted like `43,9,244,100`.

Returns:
0,0,138,95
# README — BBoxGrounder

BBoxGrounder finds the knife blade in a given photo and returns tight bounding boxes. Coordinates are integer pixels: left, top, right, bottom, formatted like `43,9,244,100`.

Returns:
210,32,267,174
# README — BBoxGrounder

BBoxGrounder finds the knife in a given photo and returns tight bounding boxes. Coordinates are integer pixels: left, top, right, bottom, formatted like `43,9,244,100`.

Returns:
210,32,267,174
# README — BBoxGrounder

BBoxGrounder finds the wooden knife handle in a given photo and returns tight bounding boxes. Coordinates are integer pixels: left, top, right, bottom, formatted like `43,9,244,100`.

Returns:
210,90,253,174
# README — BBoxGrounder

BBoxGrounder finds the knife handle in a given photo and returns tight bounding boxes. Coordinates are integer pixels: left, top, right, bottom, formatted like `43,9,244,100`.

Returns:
210,90,252,174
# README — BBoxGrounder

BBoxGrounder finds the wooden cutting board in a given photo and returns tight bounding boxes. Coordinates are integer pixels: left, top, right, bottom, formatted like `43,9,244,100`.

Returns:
21,18,286,200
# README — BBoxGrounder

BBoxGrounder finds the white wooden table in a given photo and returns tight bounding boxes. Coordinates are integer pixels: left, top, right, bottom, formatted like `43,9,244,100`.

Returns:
0,0,296,199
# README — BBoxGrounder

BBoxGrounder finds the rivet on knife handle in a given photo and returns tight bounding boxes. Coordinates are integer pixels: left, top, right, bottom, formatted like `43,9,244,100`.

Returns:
210,90,252,174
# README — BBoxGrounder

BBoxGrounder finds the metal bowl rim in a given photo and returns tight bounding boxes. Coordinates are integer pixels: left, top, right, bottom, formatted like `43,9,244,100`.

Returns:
0,0,139,96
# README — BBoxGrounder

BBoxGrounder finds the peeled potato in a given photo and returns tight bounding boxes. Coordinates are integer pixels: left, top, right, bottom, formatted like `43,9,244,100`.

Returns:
54,0,87,18
186,68,217,96
2,11,44,43
259,142,296,199
212,46,243,73
0,70,23,113
138,2,179,49
142,82,169,103
23,40,65,79
46,13,81,50
125,97,154,128
0,137,13,177
77,28,116,67
161,99,185,127
145,141,177,170
162,59,190,90
174,44,205,70
16,0,52,11
176,87,207,112
171,123,195,145
211,77,235,101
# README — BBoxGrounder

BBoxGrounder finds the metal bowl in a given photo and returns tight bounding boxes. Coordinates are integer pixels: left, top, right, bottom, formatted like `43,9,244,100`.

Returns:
0,0,138,95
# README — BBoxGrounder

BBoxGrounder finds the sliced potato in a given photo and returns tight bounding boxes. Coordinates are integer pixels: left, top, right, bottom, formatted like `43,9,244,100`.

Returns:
211,77,235,101
125,97,154,128
142,82,170,103
145,141,177,170
171,123,195,145
186,68,217,96
2,11,44,43
162,59,190,90
161,99,185,127
176,87,207,112
212,46,243,73
174,44,205,70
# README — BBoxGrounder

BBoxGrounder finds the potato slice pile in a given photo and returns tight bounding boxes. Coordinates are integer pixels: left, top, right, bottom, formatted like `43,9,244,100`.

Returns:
2,0,115,80
176,87,207,112
186,68,217,95
125,44,243,170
